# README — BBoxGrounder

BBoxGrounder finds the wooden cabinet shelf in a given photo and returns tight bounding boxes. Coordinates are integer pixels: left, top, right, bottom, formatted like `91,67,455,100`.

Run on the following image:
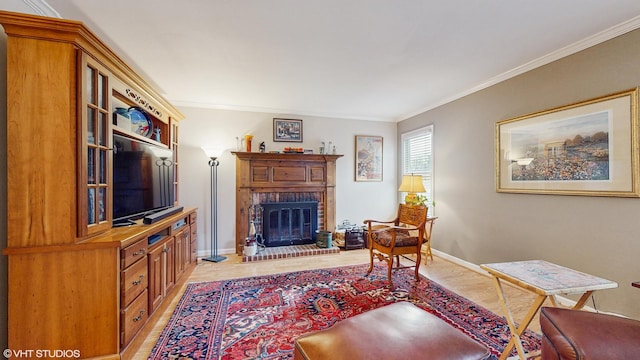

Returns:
112,125,169,148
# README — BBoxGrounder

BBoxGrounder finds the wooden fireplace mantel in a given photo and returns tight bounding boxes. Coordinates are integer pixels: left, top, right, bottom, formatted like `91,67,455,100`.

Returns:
232,152,343,254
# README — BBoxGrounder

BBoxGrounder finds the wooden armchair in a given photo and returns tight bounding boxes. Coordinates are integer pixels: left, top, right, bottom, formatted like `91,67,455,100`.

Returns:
364,204,436,287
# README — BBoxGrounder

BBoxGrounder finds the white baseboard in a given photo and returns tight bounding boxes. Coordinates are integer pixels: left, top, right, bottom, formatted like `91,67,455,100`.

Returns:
198,248,236,258
432,248,485,273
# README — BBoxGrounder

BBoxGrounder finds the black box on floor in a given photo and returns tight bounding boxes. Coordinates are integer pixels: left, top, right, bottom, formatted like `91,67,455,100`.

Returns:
345,228,366,250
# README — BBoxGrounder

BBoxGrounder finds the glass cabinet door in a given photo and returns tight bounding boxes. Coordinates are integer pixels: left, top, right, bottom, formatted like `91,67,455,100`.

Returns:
79,55,112,236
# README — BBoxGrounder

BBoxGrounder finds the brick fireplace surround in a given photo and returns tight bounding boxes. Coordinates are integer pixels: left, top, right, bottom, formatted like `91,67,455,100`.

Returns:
232,152,343,255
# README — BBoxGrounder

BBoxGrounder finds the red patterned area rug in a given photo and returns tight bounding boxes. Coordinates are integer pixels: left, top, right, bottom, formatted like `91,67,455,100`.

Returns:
148,263,540,359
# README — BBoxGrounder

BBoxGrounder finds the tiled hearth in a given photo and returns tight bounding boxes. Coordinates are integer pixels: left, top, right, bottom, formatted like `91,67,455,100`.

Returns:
242,244,340,262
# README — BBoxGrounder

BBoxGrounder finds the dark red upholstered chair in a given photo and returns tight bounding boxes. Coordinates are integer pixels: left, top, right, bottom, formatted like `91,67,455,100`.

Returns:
540,306,640,359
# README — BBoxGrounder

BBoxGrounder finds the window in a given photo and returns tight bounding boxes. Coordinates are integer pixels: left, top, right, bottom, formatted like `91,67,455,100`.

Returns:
401,125,434,216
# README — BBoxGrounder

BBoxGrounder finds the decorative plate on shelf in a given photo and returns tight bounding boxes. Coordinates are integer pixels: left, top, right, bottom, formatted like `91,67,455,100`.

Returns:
128,107,153,137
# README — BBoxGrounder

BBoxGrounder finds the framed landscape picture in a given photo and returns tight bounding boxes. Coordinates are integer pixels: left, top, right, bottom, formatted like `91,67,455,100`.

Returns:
355,135,383,182
495,88,639,197
273,118,302,142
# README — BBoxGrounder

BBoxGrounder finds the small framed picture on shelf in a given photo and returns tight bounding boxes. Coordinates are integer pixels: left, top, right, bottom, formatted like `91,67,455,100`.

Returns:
273,118,303,142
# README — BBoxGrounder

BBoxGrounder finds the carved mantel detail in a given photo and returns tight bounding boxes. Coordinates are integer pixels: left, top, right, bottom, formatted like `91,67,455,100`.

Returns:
232,152,343,255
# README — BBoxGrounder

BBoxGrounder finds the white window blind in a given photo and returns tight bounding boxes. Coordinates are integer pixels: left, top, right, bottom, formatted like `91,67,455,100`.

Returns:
401,125,434,216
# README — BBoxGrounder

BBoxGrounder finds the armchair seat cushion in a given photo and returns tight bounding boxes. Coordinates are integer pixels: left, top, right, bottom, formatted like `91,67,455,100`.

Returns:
370,229,418,247
540,306,640,359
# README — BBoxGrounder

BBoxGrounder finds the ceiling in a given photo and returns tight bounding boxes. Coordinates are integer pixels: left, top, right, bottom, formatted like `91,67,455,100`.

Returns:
5,1,640,121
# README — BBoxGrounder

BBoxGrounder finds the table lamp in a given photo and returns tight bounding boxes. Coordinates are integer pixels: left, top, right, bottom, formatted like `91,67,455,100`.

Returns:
398,174,426,204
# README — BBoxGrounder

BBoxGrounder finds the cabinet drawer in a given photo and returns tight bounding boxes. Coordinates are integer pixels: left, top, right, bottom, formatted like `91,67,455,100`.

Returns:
189,211,197,224
273,167,306,182
121,239,148,269
121,289,148,347
121,258,148,307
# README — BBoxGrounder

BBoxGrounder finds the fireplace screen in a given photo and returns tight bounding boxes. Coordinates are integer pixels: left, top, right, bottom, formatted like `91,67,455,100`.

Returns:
262,201,318,247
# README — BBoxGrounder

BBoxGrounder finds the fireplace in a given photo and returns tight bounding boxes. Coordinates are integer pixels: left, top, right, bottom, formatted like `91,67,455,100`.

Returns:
262,201,318,247
232,152,343,255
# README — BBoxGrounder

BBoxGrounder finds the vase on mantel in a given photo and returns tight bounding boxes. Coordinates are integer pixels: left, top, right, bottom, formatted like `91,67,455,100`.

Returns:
245,135,253,152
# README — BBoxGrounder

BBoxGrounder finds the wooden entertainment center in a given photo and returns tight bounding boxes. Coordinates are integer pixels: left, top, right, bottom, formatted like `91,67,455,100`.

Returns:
1,11,197,359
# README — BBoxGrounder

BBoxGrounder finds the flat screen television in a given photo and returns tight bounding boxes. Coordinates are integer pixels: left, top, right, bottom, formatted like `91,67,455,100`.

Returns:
112,134,175,225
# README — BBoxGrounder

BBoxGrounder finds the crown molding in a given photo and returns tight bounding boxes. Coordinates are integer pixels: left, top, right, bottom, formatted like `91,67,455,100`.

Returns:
171,99,390,122
401,15,640,122
21,0,60,18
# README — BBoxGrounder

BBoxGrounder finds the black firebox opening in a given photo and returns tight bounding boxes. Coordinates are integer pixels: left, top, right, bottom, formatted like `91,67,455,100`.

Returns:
262,201,318,247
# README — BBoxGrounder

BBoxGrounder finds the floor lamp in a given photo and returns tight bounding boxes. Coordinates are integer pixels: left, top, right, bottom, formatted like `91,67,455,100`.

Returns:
203,151,226,263
155,157,172,207
149,146,174,207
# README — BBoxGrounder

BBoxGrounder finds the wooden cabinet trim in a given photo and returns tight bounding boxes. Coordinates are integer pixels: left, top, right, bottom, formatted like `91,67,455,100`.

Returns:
232,152,342,162
78,53,113,238
2,241,119,256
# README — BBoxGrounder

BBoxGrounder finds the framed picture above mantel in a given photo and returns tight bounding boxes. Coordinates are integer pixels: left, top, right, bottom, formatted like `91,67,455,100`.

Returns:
495,88,639,197
273,118,302,142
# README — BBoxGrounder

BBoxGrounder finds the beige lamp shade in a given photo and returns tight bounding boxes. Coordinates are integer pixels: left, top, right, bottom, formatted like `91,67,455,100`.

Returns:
398,174,425,204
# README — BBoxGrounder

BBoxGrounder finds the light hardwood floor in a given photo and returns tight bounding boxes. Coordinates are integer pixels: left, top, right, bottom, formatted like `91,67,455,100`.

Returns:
133,250,551,359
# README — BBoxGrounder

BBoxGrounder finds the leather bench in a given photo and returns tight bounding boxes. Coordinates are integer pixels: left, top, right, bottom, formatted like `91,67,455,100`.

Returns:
540,306,640,359
294,301,490,360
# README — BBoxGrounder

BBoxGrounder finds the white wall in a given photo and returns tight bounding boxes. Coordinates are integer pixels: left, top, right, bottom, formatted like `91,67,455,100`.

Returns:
177,107,398,256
